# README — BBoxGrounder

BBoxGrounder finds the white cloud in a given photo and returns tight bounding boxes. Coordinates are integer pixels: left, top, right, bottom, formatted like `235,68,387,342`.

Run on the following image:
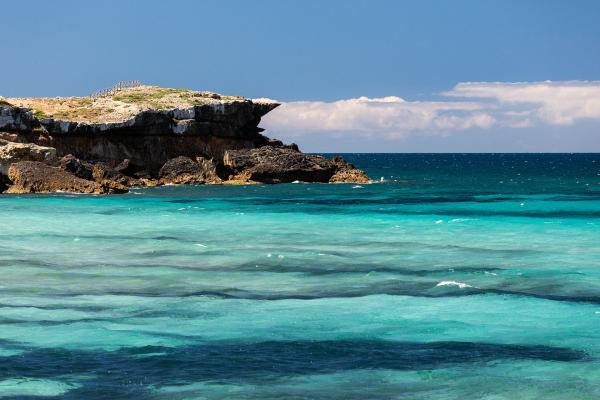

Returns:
261,81,600,140
444,81,600,125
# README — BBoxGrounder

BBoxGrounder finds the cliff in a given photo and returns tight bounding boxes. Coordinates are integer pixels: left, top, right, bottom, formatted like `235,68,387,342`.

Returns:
0,86,370,193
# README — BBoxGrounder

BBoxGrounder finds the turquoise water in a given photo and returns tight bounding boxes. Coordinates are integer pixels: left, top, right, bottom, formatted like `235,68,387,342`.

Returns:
1,153,599,399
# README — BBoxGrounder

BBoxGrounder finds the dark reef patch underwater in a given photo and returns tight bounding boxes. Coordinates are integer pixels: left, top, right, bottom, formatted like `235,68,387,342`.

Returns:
0,153,599,399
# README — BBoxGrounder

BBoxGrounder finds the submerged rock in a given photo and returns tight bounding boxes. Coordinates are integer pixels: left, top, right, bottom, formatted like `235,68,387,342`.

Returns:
5,161,126,194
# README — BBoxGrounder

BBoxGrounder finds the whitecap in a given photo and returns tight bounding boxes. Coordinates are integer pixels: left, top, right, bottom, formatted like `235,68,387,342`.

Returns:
436,280,472,289
352,185,364,189
292,180,301,184
435,220,443,224
195,243,207,248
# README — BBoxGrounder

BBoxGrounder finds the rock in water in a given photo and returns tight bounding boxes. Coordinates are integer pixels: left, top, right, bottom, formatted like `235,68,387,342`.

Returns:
5,161,126,194
223,147,334,183
223,146,369,184
328,156,371,184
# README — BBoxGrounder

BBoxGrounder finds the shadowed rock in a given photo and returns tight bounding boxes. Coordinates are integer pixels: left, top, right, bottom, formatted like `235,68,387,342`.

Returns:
224,146,370,184
59,154,94,180
158,156,222,185
5,161,126,194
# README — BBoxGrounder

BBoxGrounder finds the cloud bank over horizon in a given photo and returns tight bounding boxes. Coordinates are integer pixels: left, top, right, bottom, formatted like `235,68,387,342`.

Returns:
260,81,600,152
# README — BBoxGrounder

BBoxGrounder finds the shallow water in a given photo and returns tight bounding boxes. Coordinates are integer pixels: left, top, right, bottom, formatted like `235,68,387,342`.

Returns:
1,153,599,399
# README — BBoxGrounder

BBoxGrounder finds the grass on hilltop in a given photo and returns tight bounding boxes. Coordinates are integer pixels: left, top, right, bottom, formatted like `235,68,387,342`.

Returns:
112,88,190,104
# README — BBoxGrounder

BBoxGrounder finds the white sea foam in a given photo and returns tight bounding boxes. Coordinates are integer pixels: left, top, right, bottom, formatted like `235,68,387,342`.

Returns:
435,220,444,224
352,185,364,189
195,243,207,248
436,280,472,289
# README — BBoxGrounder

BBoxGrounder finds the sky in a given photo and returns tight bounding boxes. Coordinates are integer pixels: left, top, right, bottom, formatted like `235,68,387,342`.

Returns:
2,0,599,152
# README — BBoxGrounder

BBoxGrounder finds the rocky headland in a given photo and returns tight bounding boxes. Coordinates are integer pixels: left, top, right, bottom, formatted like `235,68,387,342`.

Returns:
0,86,369,194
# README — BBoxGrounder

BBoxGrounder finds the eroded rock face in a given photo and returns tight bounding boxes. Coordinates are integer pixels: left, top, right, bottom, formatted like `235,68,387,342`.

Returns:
158,156,221,185
5,161,124,194
0,90,370,192
328,156,371,184
8,101,279,174
59,154,94,180
0,140,57,176
0,106,40,133
223,146,369,184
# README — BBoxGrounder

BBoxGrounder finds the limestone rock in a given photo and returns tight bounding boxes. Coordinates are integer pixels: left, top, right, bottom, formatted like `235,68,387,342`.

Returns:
223,147,333,183
158,156,222,185
1,93,280,174
59,154,94,180
0,140,57,176
329,168,371,184
328,156,371,184
0,106,40,132
196,157,222,184
6,161,108,194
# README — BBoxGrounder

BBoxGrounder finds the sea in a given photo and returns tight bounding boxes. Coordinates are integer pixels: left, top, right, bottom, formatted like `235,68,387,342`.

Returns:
0,153,599,399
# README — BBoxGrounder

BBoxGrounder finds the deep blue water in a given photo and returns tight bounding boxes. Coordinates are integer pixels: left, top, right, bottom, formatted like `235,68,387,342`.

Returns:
0,153,599,399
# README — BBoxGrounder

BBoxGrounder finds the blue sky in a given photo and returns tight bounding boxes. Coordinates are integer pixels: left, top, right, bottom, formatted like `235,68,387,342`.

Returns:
2,0,600,151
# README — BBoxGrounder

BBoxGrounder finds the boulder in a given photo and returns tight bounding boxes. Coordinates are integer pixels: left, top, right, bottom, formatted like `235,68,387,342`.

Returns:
59,154,94,180
223,146,336,183
0,140,57,176
328,156,371,184
195,156,222,184
92,162,129,184
329,168,371,184
158,156,222,185
114,158,145,177
5,161,118,194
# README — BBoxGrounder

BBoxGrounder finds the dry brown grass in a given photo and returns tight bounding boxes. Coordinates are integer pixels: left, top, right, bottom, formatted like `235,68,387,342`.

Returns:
5,86,251,124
